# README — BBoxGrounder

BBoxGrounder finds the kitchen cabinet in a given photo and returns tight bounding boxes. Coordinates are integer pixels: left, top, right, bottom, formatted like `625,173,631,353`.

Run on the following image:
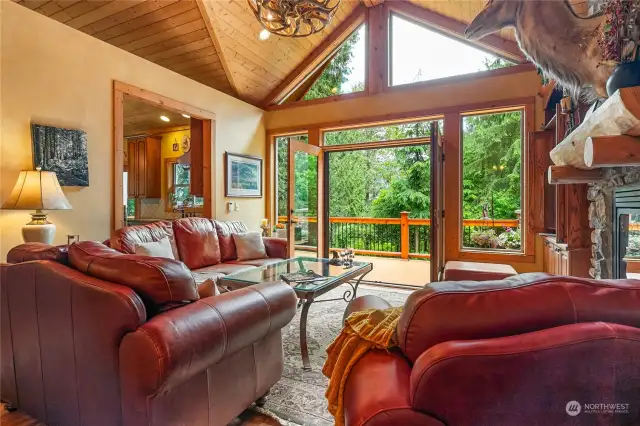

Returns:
127,137,161,198
542,235,588,276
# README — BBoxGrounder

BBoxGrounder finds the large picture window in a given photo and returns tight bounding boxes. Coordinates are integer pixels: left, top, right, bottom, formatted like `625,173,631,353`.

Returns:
389,14,514,87
461,110,523,252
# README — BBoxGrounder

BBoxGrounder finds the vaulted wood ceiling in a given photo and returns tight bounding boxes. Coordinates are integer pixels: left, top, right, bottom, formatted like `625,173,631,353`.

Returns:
14,0,559,107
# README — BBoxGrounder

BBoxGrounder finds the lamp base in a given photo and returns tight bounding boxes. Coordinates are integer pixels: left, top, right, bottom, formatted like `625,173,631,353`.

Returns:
22,211,56,244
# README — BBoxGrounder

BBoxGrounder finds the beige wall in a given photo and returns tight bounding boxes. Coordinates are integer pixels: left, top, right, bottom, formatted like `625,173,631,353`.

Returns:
265,67,543,130
0,2,265,260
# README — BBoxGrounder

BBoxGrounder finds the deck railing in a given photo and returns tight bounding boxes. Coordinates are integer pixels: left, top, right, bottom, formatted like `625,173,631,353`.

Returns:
277,212,520,259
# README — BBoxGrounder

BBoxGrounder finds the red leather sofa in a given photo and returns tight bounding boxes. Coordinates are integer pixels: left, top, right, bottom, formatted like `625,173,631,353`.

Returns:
342,274,640,426
1,238,298,426
110,218,288,297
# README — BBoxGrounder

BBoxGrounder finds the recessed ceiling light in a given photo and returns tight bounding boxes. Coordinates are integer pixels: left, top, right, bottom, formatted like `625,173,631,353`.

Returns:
182,114,190,118
259,29,270,41
160,116,170,122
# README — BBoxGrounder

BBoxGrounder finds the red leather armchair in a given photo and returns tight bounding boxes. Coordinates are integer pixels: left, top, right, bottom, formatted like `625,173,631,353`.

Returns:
342,274,640,426
1,241,298,426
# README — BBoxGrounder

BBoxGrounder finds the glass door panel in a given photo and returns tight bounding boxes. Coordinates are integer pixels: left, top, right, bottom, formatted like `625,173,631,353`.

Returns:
288,141,323,258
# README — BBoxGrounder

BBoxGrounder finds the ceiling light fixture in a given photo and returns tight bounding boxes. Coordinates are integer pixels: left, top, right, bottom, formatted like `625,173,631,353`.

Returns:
248,0,341,38
160,116,170,122
259,28,270,40
182,114,191,118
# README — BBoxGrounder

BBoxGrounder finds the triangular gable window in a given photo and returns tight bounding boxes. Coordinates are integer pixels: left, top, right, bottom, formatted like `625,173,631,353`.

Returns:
282,25,366,104
390,14,514,87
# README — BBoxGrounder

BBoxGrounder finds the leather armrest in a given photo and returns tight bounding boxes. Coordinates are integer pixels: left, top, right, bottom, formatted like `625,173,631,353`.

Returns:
344,295,393,324
263,237,288,258
7,243,69,264
343,349,444,426
119,281,297,396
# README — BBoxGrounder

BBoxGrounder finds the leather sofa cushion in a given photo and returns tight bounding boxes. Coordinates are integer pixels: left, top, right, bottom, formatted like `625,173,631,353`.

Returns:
68,241,198,310
6,243,68,264
215,221,248,261
173,218,222,269
193,263,256,276
231,258,284,267
111,221,180,260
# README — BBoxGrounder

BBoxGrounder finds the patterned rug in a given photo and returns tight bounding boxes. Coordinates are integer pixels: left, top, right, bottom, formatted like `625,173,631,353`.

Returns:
262,284,412,426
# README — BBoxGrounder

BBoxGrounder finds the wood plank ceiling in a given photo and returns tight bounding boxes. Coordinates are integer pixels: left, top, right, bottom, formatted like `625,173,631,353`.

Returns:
13,0,543,107
123,95,190,136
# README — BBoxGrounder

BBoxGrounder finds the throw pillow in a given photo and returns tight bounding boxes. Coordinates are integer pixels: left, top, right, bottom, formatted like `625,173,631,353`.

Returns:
233,232,268,261
134,237,175,260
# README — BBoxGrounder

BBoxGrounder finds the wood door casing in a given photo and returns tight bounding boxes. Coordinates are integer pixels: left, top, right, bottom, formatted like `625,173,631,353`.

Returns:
145,137,162,198
430,121,444,282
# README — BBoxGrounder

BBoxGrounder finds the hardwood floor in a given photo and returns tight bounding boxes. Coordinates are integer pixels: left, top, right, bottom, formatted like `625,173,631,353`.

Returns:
0,406,284,426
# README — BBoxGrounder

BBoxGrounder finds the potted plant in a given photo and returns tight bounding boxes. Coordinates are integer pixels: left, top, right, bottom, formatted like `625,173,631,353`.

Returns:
600,0,640,95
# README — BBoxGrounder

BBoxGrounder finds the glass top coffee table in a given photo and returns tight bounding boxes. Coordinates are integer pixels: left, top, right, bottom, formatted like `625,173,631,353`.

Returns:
219,257,373,370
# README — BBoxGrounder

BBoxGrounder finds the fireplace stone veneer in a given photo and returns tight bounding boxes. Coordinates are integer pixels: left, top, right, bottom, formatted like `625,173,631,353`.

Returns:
588,167,640,279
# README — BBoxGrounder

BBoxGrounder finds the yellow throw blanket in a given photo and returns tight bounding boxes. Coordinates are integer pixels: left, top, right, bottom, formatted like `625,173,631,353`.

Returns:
322,307,403,426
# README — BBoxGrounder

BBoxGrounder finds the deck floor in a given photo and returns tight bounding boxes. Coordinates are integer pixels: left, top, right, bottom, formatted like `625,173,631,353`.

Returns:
295,251,429,287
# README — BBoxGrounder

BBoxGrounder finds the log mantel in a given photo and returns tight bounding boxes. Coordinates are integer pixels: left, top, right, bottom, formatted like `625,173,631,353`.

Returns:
549,87,640,170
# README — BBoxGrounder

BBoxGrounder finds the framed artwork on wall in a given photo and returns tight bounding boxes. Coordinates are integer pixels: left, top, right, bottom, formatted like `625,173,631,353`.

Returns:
225,152,262,198
31,123,89,186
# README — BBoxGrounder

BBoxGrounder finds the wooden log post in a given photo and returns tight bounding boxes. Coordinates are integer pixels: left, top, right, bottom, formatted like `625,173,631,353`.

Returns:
548,165,604,184
400,211,410,260
550,86,640,169
584,135,640,167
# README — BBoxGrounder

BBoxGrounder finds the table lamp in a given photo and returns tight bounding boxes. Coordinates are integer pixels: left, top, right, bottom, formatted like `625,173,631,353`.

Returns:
1,168,72,244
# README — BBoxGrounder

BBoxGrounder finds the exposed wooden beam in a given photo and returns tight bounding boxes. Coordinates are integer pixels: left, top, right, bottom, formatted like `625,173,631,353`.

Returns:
361,0,385,7
196,0,239,98
387,1,526,64
584,135,640,168
261,5,368,107
367,4,387,95
548,165,604,185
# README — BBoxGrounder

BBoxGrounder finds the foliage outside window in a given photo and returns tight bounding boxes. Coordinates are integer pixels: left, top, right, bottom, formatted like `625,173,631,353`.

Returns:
390,14,514,87
126,198,136,218
171,164,204,208
301,25,366,102
275,135,309,219
461,110,523,252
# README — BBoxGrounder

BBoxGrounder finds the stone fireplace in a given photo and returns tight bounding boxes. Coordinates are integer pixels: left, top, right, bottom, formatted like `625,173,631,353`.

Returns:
588,168,640,279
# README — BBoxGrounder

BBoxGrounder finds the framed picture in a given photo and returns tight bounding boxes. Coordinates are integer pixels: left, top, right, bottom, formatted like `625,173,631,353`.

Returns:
172,142,179,152
225,152,262,198
31,123,89,186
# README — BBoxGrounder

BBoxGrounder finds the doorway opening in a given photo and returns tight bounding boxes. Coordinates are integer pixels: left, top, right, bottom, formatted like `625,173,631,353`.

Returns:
273,119,442,288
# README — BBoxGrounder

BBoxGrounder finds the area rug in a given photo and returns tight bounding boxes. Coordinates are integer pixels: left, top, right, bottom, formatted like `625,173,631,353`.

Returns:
263,284,412,426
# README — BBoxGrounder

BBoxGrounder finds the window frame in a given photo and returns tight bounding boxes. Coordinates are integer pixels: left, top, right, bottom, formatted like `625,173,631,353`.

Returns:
459,107,525,254
387,11,517,89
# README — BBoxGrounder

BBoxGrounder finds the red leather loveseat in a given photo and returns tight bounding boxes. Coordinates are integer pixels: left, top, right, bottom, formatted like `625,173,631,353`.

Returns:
110,218,288,297
342,273,640,426
1,238,297,426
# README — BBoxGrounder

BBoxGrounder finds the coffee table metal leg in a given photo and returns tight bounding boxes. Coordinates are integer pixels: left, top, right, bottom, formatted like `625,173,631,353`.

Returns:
300,299,313,371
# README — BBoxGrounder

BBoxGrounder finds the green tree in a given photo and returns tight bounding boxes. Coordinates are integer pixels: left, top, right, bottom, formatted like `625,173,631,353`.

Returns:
303,29,361,100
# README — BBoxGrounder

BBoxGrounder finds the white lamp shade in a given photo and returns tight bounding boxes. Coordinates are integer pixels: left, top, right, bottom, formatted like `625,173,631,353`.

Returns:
1,170,72,211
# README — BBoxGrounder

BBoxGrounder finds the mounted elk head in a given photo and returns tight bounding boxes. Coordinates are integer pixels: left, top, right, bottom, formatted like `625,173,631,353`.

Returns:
465,0,612,102
465,0,520,41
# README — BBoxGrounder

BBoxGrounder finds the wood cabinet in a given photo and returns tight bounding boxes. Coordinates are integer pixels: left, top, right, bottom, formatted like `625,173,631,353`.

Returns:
543,235,589,276
127,137,161,198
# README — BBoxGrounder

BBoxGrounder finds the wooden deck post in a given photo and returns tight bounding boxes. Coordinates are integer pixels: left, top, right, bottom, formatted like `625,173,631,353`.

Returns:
400,211,410,260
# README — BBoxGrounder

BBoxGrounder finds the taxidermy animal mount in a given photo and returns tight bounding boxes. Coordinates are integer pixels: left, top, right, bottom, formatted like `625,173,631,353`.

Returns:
465,0,613,102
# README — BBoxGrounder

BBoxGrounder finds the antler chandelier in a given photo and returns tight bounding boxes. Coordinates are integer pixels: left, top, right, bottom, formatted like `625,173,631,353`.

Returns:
248,0,341,38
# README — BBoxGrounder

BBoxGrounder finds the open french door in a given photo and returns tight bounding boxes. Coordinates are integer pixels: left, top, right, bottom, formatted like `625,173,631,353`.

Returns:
287,140,325,259
430,122,445,282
